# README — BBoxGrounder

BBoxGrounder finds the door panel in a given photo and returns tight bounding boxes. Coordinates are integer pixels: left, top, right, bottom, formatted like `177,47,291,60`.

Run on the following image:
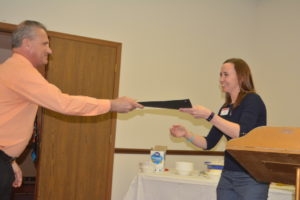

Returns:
36,33,121,200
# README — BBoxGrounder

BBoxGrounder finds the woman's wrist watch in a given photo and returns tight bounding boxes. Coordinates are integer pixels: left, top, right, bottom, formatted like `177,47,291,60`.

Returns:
206,112,215,121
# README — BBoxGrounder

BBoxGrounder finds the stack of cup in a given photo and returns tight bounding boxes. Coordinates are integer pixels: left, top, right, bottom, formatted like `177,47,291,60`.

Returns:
175,161,194,176
139,161,155,173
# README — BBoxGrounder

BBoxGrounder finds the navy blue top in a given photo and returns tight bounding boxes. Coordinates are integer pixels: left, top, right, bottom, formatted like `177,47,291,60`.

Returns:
205,93,267,172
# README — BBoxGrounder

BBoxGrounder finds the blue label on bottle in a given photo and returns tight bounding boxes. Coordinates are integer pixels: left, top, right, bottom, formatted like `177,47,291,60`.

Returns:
151,152,163,164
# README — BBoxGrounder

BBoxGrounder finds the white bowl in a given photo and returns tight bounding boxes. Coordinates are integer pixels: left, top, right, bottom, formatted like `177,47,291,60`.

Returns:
175,162,194,171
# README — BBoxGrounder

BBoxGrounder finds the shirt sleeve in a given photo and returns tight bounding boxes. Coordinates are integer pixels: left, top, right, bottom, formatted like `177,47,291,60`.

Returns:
6,64,111,116
205,125,224,150
238,94,266,136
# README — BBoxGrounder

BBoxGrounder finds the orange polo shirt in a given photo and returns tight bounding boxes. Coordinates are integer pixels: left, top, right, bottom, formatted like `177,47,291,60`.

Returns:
0,53,111,157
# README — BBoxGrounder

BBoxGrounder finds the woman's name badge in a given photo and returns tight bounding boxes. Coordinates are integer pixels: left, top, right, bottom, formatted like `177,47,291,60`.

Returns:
220,108,229,116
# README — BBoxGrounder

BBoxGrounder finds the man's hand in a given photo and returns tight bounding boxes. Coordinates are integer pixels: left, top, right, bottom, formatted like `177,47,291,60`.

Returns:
11,161,22,187
110,96,144,113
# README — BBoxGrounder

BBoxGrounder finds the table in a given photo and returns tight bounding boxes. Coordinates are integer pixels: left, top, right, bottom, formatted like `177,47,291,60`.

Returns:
123,171,295,200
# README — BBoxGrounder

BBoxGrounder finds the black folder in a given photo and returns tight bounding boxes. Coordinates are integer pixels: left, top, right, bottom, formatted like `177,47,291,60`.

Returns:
138,99,192,109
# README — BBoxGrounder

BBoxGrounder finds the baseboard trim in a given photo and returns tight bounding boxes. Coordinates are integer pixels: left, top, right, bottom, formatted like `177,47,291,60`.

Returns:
114,148,224,156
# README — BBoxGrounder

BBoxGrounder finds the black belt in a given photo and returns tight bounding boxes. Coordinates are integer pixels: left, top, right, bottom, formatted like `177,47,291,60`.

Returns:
0,150,16,163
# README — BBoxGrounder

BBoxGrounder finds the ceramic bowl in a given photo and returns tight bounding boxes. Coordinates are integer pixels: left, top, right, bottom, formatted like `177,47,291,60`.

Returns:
175,161,194,170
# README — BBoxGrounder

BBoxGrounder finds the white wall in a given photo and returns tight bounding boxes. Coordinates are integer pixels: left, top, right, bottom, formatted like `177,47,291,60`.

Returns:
1,0,300,200
254,0,300,126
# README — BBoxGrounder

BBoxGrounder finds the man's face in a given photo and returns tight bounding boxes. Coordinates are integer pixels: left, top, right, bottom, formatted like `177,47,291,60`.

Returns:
26,28,52,67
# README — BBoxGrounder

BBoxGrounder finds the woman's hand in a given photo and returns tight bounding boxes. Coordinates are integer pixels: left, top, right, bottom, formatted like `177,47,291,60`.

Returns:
170,125,188,138
180,105,211,119
181,106,240,139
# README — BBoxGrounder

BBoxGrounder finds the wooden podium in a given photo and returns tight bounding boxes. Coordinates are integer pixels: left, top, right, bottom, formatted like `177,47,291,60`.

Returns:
226,126,300,199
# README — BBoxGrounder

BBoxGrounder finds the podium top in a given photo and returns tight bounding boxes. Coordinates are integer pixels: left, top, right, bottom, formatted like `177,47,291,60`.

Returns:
227,126,300,154
227,126,300,185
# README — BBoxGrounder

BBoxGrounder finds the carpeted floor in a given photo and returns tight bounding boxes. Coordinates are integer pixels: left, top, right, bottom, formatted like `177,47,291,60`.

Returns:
12,194,34,200
11,177,35,200
12,185,34,200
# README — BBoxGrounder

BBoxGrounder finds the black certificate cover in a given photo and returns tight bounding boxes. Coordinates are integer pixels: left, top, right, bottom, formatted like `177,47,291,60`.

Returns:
138,99,192,109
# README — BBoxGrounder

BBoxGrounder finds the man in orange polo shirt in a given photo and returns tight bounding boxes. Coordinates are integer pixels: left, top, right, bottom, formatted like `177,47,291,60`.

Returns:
0,20,143,200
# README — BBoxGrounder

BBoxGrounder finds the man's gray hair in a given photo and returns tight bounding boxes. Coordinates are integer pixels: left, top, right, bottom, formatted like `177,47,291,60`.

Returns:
12,20,47,48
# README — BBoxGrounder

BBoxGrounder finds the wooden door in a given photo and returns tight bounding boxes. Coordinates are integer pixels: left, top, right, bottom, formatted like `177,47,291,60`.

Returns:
36,31,121,200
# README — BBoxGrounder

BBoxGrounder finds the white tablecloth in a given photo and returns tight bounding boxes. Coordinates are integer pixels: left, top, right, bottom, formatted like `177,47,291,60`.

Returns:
123,171,294,200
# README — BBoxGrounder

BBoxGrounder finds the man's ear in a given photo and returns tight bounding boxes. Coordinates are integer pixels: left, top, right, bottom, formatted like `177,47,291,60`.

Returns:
22,38,31,50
